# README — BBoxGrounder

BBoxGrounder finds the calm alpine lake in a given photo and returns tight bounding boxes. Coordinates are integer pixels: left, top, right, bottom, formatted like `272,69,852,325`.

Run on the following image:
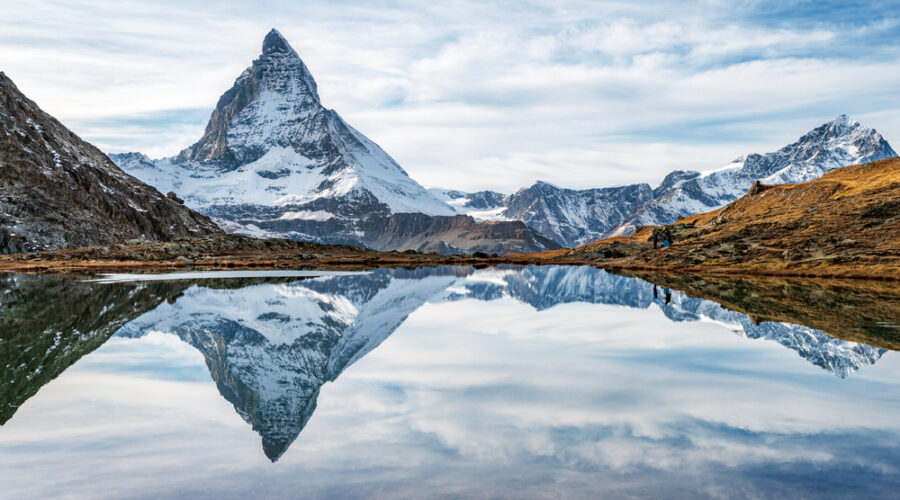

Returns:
1,266,899,499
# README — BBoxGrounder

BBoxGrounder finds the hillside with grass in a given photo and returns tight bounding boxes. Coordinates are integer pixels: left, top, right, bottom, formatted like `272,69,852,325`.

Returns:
550,158,900,279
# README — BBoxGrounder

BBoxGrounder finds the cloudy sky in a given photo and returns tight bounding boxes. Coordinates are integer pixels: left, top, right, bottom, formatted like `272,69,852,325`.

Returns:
2,0,899,191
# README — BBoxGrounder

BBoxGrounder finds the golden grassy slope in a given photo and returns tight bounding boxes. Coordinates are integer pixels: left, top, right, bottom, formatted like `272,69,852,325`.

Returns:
552,158,900,279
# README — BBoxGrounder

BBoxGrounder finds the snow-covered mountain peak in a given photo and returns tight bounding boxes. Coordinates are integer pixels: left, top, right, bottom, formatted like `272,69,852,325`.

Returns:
115,29,457,240
790,114,883,157
174,29,326,169
760,114,894,183
829,113,853,128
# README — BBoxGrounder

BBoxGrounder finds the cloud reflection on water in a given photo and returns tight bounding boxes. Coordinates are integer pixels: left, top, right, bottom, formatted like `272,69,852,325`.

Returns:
0,266,898,498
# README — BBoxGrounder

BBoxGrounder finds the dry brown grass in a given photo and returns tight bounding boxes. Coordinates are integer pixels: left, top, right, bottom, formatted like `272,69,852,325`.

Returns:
546,158,900,280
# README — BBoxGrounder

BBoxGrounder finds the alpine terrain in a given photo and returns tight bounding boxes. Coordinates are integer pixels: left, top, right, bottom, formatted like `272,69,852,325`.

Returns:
113,30,557,255
0,72,222,253
438,116,895,247
560,158,900,278
610,115,897,237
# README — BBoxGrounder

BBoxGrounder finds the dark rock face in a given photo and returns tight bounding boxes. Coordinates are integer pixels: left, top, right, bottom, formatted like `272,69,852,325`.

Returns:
166,191,184,204
0,228,26,254
0,73,222,252
500,182,655,247
367,213,561,254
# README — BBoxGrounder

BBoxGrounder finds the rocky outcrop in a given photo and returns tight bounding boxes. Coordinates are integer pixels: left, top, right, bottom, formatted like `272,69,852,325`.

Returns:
0,72,222,253
367,213,561,254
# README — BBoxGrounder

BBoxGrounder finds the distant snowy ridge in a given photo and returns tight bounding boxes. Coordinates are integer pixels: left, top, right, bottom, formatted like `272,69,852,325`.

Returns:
435,115,896,247
608,115,896,237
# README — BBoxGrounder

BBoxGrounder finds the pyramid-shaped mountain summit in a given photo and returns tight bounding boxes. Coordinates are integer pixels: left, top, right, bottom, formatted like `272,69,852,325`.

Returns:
176,29,324,168
113,29,558,254
124,29,453,217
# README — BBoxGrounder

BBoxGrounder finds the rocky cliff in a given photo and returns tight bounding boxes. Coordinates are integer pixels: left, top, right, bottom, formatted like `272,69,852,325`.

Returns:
0,73,222,253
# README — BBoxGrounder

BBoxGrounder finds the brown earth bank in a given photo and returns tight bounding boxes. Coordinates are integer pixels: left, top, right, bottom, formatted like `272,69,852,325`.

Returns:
619,271,900,349
0,233,546,274
539,158,900,280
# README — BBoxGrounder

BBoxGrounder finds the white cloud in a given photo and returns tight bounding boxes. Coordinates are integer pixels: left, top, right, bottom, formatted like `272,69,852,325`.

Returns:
1,0,898,192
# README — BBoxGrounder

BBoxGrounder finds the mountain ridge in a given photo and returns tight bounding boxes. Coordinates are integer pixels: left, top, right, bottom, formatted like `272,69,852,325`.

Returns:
441,116,896,247
553,158,900,278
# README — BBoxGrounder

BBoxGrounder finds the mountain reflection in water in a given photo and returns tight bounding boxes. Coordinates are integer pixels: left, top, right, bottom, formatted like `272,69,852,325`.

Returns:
2,266,897,466
0,266,900,496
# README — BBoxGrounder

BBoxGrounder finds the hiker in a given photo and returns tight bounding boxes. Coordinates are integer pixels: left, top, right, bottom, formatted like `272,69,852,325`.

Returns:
663,238,670,248
664,288,671,304
652,233,659,249
653,285,658,299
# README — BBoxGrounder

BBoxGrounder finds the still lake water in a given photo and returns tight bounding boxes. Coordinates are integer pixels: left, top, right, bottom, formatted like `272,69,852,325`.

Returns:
1,266,899,499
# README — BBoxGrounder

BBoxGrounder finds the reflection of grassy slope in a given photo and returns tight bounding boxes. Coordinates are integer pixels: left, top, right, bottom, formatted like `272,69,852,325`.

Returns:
0,275,189,424
563,159,900,278
626,272,900,350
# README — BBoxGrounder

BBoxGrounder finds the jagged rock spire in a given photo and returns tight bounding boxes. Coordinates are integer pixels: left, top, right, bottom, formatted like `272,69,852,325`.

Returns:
177,28,321,167
262,28,293,55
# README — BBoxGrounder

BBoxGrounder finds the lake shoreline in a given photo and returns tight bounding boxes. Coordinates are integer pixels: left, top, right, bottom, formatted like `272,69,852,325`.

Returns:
1,251,898,282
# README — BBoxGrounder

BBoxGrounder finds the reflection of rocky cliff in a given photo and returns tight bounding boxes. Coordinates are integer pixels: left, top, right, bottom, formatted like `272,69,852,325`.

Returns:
117,269,463,461
0,274,189,424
